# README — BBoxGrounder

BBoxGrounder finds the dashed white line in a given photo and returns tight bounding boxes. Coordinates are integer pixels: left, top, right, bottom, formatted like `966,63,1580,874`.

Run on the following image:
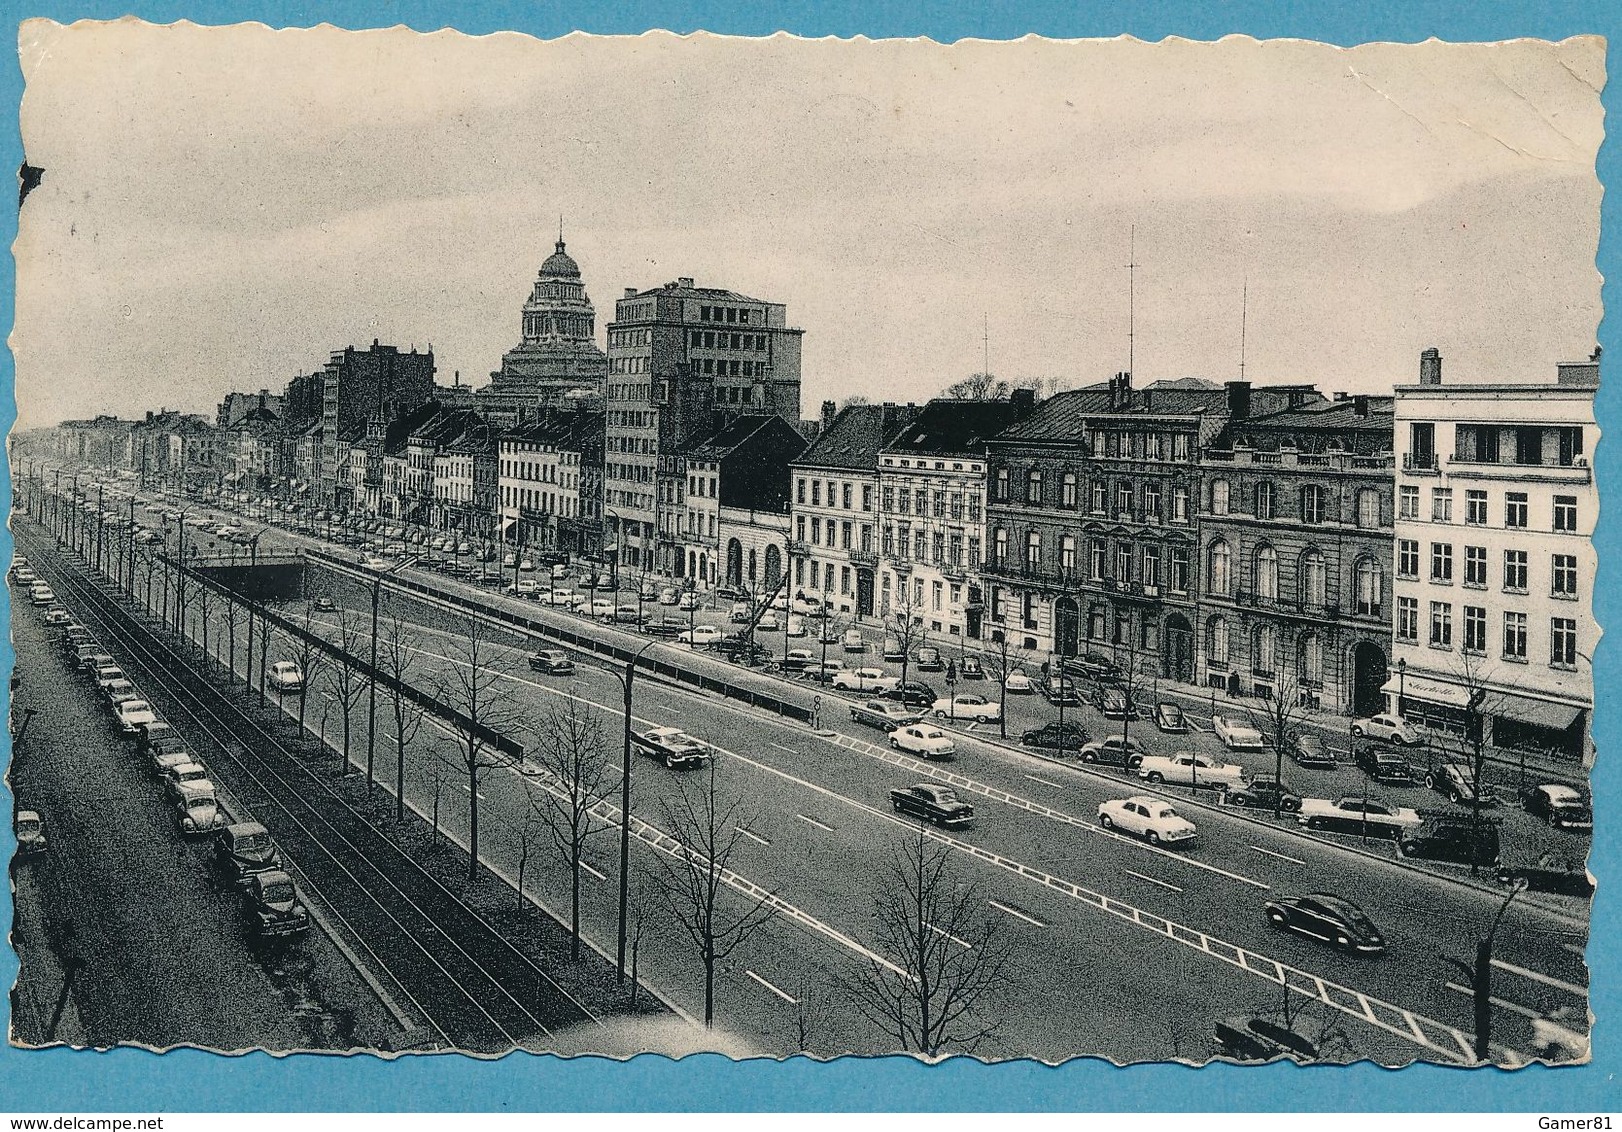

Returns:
735,825,772,847
1445,983,1541,1020
926,922,973,949
1123,869,1184,893
1491,959,1587,998
1562,942,1588,958
578,860,606,881
457,784,488,800
1250,845,1306,866
796,813,835,832
989,900,1045,927
746,969,799,1005
1023,773,1064,790
770,742,799,754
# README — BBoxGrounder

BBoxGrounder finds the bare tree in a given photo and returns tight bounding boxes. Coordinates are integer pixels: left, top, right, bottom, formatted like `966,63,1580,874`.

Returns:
435,612,526,885
836,824,1013,1057
1439,651,1513,878
293,602,329,748
981,630,1034,740
938,372,1008,401
1242,670,1311,818
882,589,928,697
321,608,370,776
377,610,428,824
512,800,547,913
194,575,213,661
651,757,778,1027
526,697,616,961
219,586,244,684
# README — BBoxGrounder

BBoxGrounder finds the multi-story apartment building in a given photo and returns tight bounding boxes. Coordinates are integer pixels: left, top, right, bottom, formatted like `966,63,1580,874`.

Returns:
791,402,919,615
1390,349,1598,763
675,414,806,592
875,395,1033,639
1198,391,1396,714
603,278,803,575
318,339,436,508
435,423,499,541
498,409,603,555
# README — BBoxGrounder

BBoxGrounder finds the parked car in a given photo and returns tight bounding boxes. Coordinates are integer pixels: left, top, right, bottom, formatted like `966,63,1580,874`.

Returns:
1397,816,1500,866
915,646,945,672
1152,702,1189,733
1091,684,1136,719
1264,893,1385,953
29,584,55,606
213,822,282,886
1064,652,1122,683
1351,713,1424,746
1520,784,1592,831
890,724,956,759
115,698,158,735
174,782,226,836
1497,853,1595,897
312,596,336,612
162,761,213,803
716,634,772,665
1353,745,1420,786
889,784,975,829
932,694,1001,723
268,661,305,693
13,810,47,857
841,629,866,654
102,678,139,710
1222,776,1303,812
888,681,939,708
527,650,575,675
679,625,723,646
1291,734,1337,769
1004,669,1034,694
78,650,115,674
757,613,781,632
42,607,71,627
658,587,681,606
1020,720,1090,753
804,659,845,683
241,869,311,941
785,615,807,638
958,657,985,681
1297,795,1422,838
633,726,712,770
1078,735,1149,768
816,620,842,645
781,647,816,672
92,664,125,693
1097,796,1197,845
1212,714,1265,751
1042,676,1083,706
831,667,898,693
729,601,753,624
882,636,905,662
1425,763,1497,806
136,720,181,757
1138,752,1248,790
851,699,923,732
612,604,650,625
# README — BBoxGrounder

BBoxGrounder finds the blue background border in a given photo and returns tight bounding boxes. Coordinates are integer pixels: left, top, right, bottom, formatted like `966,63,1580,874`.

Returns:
0,0,1616,1112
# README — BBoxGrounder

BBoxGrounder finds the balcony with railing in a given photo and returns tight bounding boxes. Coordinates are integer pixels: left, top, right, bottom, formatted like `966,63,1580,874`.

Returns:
1205,447,1396,473
849,548,878,566
1445,454,1592,484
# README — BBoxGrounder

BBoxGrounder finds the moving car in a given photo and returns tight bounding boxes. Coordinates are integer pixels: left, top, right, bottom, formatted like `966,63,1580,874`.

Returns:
889,784,975,829
932,694,1001,723
1397,816,1500,866
1520,784,1592,831
1078,735,1148,768
1064,652,1122,683
1152,702,1189,733
1020,720,1090,753
527,650,575,675
268,661,305,693
13,810,47,857
841,629,866,654
889,724,956,759
173,782,226,836
679,625,723,646
1297,795,1422,838
851,699,923,732
1291,734,1336,769
241,869,311,941
831,667,900,693
1351,713,1424,746
1353,745,1420,786
1222,776,1302,812
1264,893,1385,953
915,646,945,672
1212,715,1265,751
1425,763,1497,806
1003,669,1034,694
115,698,158,735
213,822,283,886
632,726,712,770
1097,796,1197,845
1137,753,1248,790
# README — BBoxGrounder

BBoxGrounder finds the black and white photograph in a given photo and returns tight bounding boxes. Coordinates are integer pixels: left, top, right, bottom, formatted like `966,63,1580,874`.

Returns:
6,24,1600,1067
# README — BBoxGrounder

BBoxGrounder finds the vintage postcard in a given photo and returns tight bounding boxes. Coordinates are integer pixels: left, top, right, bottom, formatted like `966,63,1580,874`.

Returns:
6,23,1601,1070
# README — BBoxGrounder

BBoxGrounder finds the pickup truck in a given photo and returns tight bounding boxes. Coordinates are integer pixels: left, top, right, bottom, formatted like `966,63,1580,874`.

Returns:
1137,753,1247,790
889,783,975,828
633,726,712,770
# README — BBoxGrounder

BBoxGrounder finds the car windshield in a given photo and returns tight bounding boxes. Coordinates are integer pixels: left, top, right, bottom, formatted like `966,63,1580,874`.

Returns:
237,833,271,853
934,788,960,804
261,881,296,904
186,794,216,812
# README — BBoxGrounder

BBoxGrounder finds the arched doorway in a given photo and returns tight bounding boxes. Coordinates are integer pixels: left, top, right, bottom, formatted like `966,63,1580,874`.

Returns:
1351,641,1388,716
726,539,744,588
1054,597,1080,658
764,544,782,589
1163,612,1194,683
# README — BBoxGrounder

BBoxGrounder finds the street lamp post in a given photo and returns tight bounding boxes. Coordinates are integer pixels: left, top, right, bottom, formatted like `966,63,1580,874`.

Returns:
614,639,658,983
1397,657,1408,717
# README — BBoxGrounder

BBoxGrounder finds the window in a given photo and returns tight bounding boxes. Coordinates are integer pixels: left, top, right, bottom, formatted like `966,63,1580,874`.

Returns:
1301,485,1327,525
1027,469,1043,505
1504,549,1528,593
1252,624,1277,676
1554,495,1578,533
896,489,910,516
1514,427,1544,466
1019,529,1043,571
949,493,962,520
1115,482,1133,516
1552,618,1578,668
1552,553,1577,597
1396,597,1419,642
948,534,962,566
809,516,821,545
842,521,853,550
1207,617,1230,665
1465,490,1487,526
1430,542,1453,583
1464,545,1487,587
1254,545,1278,600
968,535,979,564
1430,602,1453,648
842,484,853,509
1254,482,1276,519
1397,539,1420,579
1170,547,1190,593
994,528,1008,565
841,566,852,596
1505,492,1528,529
1463,606,1487,654
1355,558,1384,617
881,485,894,512
1091,541,1107,581
914,489,927,515
1298,633,1323,685
1211,480,1230,515
796,478,806,504
1431,488,1452,522
1301,549,1326,607
1060,535,1076,572
1061,473,1078,508
967,495,982,523
811,481,821,507
1503,611,1528,660
1398,485,1420,520
1171,485,1189,523
882,525,894,555
931,531,944,563
932,491,945,518
1115,543,1133,584
914,529,926,561
932,580,943,611
1208,540,1232,596
1143,544,1162,587
994,468,1009,502
1410,422,1436,467
1144,481,1162,518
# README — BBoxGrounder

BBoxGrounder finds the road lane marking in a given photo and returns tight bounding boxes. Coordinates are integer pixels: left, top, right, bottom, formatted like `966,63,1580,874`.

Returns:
1563,943,1588,958
1123,869,1183,893
735,826,772,847
1445,982,1541,1020
1491,959,1587,998
1250,845,1306,866
457,783,488,800
771,742,799,755
578,861,606,882
1023,773,1063,790
796,813,835,832
926,922,973,949
746,969,799,1005
989,900,1046,927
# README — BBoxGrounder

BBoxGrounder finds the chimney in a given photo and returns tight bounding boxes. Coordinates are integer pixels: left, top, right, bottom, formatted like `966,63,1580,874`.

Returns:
1353,395,1369,417
1334,391,1350,402
1009,388,1036,418
820,400,837,432
1142,389,1154,412
677,277,695,289
1226,380,1252,421
624,287,638,299
1420,347,1442,385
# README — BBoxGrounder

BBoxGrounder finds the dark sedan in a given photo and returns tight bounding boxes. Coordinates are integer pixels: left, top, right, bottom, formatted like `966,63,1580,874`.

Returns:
1264,893,1385,953
1152,702,1189,734
1291,734,1337,769
1021,720,1090,753
1354,745,1419,786
1223,776,1302,813
1521,784,1592,831
889,783,975,829
1064,652,1122,683
888,681,939,708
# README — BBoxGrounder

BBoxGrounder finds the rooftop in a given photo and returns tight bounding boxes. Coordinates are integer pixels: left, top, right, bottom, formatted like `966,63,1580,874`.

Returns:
795,403,919,471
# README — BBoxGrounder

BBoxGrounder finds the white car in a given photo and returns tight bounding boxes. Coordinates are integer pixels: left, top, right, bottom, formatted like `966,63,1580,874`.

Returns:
29,585,55,606
268,661,305,693
508,578,539,595
658,587,681,606
1137,753,1247,790
678,592,702,611
363,556,387,570
932,694,1002,723
115,698,158,734
1351,713,1424,746
832,667,900,693
1211,714,1266,751
1297,795,1423,837
785,615,807,638
541,588,576,606
757,613,781,632
1097,796,1198,845
680,625,723,646
580,597,615,618
889,724,956,759
1003,669,1034,694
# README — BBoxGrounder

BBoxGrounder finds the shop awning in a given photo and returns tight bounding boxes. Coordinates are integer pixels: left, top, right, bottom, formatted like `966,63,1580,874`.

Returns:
1490,692,1584,733
1380,673,1473,709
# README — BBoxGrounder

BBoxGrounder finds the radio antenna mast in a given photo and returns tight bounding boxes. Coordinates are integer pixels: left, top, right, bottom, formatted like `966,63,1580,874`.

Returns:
1127,225,1137,379
1239,270,1249,381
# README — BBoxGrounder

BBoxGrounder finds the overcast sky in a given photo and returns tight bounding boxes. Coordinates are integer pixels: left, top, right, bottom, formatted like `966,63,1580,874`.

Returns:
12,24,1605,428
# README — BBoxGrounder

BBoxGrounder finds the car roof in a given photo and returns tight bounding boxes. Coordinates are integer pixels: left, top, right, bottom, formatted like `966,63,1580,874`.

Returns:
16,810,39,822
226,821,268,837
1542,784,1583,801
255,869,294,887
